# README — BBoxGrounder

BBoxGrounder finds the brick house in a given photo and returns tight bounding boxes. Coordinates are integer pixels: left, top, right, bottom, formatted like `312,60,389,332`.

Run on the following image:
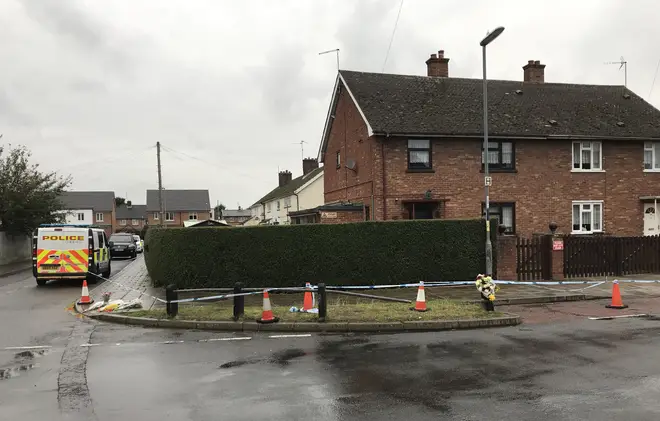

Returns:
115,203,147,232
57,191,116,236
317,50,660,236
220,209,252,226
146,190,211,227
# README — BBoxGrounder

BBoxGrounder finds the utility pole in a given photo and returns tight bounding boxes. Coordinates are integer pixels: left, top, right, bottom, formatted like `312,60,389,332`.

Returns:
157,141,164,227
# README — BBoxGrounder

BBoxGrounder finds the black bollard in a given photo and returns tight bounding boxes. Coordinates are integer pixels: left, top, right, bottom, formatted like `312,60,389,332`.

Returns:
318,283,327,322
233,282,244,321
482,296,495,312
166,284,178,318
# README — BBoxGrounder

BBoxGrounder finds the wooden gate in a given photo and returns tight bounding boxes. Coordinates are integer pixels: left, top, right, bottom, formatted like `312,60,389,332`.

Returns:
564,235,660,278
516,236,552,281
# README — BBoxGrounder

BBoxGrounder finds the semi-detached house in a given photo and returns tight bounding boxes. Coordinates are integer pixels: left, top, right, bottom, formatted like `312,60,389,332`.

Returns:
57,191,116,237
247,159,324,225
317,50,660,237
146,189,211,227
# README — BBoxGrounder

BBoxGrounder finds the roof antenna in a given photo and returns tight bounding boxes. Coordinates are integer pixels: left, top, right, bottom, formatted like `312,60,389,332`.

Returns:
291,140,308,161
605,56,627,88
319,48,340,72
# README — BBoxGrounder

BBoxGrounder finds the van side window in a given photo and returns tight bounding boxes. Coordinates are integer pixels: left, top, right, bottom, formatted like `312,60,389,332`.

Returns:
95,232,102,249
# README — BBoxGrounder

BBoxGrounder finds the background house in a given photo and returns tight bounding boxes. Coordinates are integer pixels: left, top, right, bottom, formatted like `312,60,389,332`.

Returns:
317,50,660,236
115,202,147,233
248,159,324,225
57,191,116,236
221,208,252,226
146,189,211,227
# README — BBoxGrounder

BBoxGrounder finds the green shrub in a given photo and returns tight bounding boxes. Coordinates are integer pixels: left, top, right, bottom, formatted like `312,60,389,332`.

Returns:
144,219,492,289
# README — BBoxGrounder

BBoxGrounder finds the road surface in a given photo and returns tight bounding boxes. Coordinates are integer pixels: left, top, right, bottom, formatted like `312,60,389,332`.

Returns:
1,267,660,420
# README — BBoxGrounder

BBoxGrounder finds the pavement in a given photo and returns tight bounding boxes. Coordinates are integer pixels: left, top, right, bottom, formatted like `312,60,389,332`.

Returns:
4,255,660,420
0,260,32,280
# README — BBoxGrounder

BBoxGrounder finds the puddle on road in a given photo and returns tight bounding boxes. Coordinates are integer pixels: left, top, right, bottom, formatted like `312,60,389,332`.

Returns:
0,363,38,380
219,348,308,369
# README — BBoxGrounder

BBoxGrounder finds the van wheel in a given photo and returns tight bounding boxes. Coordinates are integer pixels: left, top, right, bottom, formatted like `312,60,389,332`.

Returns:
102,262,111,279
36,278,47,287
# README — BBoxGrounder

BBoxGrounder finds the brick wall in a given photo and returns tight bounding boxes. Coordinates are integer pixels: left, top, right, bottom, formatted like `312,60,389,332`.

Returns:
323,86,376,210
496,236,517,280
320,210,365,224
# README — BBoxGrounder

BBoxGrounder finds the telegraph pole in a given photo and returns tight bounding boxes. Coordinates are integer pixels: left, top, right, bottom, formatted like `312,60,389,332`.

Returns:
156,142,164,227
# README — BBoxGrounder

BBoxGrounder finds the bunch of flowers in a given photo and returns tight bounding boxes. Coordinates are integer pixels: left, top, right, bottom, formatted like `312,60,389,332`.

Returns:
475,274,499,301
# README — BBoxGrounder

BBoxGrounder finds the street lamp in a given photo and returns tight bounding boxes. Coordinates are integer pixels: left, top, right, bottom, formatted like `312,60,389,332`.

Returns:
480,26,505,277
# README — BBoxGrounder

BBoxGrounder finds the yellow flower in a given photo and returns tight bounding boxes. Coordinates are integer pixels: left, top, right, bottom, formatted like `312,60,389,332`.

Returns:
488,294,495,301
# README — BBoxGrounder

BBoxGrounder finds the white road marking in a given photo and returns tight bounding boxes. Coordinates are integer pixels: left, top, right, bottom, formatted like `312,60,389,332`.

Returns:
203,337,252,342
268,334,312,338
588,314,648,320
160,340,185,344
3,345,52,351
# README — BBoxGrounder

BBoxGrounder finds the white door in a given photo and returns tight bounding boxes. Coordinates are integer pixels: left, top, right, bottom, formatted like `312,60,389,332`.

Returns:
643,203,658,236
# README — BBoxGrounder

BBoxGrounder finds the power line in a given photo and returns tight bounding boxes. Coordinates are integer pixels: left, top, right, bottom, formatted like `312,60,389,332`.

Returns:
650,57,660,100
382,0,405,72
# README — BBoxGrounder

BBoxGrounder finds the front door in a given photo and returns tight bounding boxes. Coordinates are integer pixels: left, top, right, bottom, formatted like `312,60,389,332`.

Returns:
643,203,658,236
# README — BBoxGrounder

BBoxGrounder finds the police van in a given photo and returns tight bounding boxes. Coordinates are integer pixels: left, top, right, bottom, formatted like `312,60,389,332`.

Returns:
32,224,111,286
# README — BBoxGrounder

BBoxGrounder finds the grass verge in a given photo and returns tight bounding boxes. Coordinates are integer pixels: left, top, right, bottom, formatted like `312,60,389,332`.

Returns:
128,298,501,323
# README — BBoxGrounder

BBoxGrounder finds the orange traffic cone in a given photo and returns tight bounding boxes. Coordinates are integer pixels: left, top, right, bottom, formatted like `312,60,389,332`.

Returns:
606,280,628,309
302,282,314,311
77,280,94,305
410,281,428,312
256,290,279,324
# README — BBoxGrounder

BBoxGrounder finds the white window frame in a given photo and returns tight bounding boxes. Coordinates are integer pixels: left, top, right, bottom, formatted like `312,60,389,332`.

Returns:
572,200,604,234
153,213,159,220
95,212,104,222
643,142,660,171
267,203,271,213
188,212,198,220
277,201,280,211
120,219,127,226
77,213,85,221
572,141,603,172
132,219,140,226
165,212,175,221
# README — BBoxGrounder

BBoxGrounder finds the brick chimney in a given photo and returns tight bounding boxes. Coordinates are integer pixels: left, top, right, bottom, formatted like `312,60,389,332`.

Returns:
426,50,450,77
302,158,319,175
523,60,545,83
278,170,292,187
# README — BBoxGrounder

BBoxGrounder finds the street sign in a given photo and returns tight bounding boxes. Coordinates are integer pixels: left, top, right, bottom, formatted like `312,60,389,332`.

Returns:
484,176,492,187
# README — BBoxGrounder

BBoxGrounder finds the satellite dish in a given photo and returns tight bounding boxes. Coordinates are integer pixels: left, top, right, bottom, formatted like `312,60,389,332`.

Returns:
346,158,357,171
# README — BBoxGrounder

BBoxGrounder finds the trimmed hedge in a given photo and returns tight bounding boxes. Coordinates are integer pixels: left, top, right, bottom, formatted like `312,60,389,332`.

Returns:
144,219,494,289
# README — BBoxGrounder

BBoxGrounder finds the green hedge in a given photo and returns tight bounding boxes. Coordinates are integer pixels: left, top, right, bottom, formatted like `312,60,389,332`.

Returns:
144,219,494,289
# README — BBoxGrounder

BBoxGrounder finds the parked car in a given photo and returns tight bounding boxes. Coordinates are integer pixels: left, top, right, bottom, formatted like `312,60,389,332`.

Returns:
108,233,137,258
133,235,143,253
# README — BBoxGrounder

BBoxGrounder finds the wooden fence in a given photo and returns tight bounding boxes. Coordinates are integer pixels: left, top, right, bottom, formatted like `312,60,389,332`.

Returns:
516,236,552,281
563,235,660,278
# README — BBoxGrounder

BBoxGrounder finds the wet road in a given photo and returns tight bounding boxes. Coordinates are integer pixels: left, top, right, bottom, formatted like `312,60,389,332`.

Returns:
0,257,134,420
2,272,660,420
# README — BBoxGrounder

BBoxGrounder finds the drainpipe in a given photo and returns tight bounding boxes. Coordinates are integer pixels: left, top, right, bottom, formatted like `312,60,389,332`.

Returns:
381,134,388,220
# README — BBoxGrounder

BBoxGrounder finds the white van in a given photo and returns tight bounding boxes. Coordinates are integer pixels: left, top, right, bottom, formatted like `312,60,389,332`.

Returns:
32,224,111,286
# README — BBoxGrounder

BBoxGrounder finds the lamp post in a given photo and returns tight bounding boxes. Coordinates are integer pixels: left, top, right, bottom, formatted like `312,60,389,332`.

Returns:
480,26,505,276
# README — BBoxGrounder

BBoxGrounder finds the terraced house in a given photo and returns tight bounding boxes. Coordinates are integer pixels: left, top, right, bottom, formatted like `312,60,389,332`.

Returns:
317,50,660,236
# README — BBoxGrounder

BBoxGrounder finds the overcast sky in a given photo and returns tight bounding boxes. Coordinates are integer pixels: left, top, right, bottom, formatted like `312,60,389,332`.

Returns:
1,0,659,209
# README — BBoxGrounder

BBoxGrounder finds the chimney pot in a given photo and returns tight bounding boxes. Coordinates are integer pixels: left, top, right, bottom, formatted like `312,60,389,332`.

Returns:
302,158,319,175
278,170,292,187
426,49,450,77
523,59,546,84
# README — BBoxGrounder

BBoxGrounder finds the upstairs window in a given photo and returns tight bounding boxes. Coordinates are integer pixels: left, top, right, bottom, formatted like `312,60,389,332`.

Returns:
407,139,431,170
572,141,602,171
482,141,514,171
336,151,341,169
644,142,660,171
